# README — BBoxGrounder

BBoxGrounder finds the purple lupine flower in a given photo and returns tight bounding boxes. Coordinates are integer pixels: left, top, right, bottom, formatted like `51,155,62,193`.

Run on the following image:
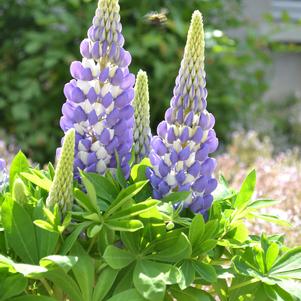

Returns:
147,11,219,215
60,0,135,178
0,159,9,193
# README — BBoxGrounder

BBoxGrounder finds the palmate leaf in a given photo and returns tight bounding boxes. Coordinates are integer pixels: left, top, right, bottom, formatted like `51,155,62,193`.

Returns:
20,172,52,192
169,286,214,301
269,247,301,280
133,260,181,301
1,197,39,264
193,261,217,283
103,245,135,269
106,289,147,301
109,199,159,220
233,169,256,210
60,221,92,255
105,219,144,232
178,260,195,290
147,232,192,263
0,274,27,301
0,254,77,278
80,172,99,214
33,200,59,258
9,297,57,301
83,172,119,202
105,181,149,217
70,243,94,301
92,267,119,301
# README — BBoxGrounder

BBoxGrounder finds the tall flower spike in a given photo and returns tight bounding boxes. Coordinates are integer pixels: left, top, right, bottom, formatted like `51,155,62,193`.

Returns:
47,129,75,212
147,11,219,215
133,70,152,163
60,0,135,179
0,159,8,193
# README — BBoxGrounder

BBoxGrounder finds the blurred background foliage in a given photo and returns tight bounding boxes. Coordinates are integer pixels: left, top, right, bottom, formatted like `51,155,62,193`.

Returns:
0,0,268,163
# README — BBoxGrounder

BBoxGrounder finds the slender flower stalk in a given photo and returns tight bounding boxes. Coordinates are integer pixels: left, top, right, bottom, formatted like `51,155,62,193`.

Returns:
47,129,75,212
60,0,135,179
147,11,218,215
0,159,8,193
133,70,152,163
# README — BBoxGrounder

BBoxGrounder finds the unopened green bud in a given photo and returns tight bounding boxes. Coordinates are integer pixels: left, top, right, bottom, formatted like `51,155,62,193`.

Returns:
47,129,75,213
13,178,27,205
133,70,152,163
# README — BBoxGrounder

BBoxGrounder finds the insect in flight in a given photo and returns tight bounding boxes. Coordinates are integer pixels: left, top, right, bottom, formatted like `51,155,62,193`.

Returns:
145,8,168,25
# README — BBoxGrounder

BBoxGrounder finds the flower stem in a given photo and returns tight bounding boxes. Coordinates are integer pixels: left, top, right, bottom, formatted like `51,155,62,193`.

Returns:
229,278,259,291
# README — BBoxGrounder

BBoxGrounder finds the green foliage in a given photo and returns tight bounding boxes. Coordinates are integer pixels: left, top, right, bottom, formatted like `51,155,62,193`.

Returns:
0,152,300,300
0,0,267,163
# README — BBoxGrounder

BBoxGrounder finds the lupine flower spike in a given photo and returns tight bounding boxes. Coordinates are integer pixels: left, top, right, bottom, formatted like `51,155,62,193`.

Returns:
47,129,75,212
60,0,135,179
0,159,8,193
133,70,152,163
148,11,219,215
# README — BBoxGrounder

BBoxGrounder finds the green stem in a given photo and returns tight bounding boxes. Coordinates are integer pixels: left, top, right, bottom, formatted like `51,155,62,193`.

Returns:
229,278,259,291
88,235,97,253
40,278,53,296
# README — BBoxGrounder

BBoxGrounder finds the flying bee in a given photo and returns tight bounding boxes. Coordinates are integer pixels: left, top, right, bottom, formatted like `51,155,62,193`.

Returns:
145,8,168,26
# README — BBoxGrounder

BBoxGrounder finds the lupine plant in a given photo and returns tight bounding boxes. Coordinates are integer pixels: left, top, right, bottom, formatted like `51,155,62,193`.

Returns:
0,1,300,301
147,11,218,216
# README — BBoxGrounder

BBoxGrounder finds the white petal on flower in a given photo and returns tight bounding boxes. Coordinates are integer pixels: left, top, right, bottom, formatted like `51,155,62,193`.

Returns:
173,125,180,136
106,102,115,114
166,174,177,186
96,160,107,174
164,154,172,167
185,152,195,168
96,146,108,160
100,82,111,96
173,140,182,152
74,123,85,135
77,80,91,94
109,65,118,77
175,161,184,172
78,151,88,165
94,122,105,135
94,102,104,116
111,85,122,98
109,129,114,140
80,100,93,114
78,140,89,151
184,174,195,185
91,141,101,152
201,130,208,143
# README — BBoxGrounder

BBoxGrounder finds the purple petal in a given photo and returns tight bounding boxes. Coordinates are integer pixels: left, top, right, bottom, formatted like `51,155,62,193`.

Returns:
102,92,113,108
195,144,209,162
157,121,167,138
99,128,111,145
159,161,169,177
192,176,207,193
188,161,201,177
151,137,167,156
87,87,98,103
73,106,87,123
178,146,191,161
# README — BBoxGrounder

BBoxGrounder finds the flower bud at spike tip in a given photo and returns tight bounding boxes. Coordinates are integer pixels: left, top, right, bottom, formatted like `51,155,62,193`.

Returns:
148,11,219,216
60,0,135,179
133,70,152,163
13,178,27,205
47,129,75,212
